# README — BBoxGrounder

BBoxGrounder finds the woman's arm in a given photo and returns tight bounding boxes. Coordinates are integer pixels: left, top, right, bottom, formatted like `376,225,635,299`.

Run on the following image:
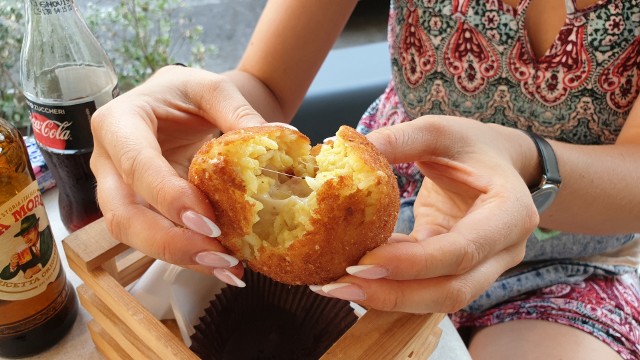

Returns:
225,0,359,122
89,1,358,282
531,98,640,234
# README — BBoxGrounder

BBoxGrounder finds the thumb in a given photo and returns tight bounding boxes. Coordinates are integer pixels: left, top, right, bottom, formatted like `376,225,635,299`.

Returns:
365,116,459,164
154,66,269,132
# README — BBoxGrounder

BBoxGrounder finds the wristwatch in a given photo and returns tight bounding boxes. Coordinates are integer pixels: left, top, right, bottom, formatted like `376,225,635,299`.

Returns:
523,131,562,214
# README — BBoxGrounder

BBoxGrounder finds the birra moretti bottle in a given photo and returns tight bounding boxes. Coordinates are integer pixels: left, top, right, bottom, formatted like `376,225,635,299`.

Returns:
0,118,78,357
20,0,119,232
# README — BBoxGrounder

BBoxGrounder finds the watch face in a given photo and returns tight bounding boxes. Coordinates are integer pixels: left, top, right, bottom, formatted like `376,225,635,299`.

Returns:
532,184,558,214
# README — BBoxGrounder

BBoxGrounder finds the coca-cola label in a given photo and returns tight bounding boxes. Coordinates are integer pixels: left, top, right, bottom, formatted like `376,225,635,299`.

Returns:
0,181,60,301
31,0,74,15
26,97,96,153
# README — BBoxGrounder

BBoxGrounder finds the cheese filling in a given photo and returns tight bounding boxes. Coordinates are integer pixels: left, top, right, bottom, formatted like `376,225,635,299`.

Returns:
234,132,384,259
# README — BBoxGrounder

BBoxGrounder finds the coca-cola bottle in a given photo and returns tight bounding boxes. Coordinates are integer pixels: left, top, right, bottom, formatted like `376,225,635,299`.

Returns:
20,0,119,232
0,117,78,357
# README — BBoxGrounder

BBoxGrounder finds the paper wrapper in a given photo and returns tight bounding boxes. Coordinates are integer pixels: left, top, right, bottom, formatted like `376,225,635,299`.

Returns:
190,269,358,359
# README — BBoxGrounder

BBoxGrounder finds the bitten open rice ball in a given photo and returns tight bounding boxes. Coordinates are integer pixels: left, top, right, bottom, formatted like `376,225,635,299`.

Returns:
188,125,400,285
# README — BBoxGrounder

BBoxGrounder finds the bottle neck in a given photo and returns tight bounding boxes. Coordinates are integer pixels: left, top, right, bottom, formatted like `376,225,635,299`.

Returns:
24,0,85,38
21,0,118,102
25,0,78,17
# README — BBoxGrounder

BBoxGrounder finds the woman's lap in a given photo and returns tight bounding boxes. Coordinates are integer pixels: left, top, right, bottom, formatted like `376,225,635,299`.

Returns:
394,197,640,358
450,272,640,359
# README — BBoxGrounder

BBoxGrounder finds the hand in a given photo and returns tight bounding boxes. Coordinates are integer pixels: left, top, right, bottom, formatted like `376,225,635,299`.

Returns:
90,65,268,285
24,266,41,279
10,254,19,269
313,116,539,313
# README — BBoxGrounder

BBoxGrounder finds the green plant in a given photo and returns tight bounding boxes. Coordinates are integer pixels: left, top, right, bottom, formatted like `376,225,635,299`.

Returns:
0,2,29,131
0,0,214,130
86,0,215,91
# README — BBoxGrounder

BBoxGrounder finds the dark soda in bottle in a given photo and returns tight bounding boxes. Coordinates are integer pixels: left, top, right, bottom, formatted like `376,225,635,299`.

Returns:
19,0,119,232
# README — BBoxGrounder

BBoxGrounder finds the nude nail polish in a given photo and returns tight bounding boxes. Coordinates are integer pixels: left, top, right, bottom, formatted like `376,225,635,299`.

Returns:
213,268,246,287
309,285,333,297
194,251,239,268
264,122,298,130
346,265,389,279
322,283,366,301
181,210,221,237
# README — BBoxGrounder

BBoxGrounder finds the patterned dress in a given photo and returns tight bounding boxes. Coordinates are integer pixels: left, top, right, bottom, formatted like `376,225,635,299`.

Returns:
356,0,640,357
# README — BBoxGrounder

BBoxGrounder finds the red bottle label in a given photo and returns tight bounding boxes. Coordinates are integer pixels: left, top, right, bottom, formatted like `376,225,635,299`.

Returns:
26,98,96,153
0,181,60,301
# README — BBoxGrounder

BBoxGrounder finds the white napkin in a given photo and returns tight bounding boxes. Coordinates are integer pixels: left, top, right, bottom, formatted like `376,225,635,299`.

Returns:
128,260,225,346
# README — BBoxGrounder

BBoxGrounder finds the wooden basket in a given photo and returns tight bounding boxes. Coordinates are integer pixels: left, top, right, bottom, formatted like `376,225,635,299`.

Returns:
62,218,445,360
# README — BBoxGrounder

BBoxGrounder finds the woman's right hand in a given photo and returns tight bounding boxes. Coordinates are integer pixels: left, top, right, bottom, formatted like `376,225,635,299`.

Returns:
90,65,267,285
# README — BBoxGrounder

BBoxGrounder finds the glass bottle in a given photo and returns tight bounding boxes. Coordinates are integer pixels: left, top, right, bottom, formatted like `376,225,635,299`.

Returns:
20,0,119,232
0,117,78,358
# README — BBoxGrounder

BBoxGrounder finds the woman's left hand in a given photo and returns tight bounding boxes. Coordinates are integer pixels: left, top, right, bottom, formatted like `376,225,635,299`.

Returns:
313,116,540,313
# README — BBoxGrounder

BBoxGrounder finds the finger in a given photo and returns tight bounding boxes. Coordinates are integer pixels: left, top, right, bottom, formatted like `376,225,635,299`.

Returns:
324,248,523,313
93,149,235,268
351,231,497,281
95,154,246,285
365,116,470,164
352,191,531,281
147,66,268,132
91,68,268,230
91,108,218,233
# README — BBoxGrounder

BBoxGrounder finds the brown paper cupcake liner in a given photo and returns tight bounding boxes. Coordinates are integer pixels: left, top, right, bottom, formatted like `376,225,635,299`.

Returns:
190,268,358,360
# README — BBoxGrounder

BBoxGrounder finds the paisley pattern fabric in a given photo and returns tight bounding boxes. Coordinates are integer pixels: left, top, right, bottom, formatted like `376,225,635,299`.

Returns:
357,0,640,199
357,1,640,355
450,273,640,360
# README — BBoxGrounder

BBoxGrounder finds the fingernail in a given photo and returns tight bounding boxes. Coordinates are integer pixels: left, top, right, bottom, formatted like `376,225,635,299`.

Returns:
264,122,298,131
387,233,418,243
346,265,389,279
181,210,221,237
309,285,334,297
322,283,366,301
194,251,239,267
213,268,246,287
323,136,336,143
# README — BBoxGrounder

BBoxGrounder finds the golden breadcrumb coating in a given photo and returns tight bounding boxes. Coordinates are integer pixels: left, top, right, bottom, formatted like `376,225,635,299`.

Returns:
188,125,399,285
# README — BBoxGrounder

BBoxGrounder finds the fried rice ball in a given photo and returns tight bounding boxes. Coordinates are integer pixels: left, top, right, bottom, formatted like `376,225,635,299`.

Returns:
188,125,399,285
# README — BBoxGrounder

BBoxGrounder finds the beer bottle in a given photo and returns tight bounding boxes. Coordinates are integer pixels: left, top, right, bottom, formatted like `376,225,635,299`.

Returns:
20,0,119,232
0,117,78,357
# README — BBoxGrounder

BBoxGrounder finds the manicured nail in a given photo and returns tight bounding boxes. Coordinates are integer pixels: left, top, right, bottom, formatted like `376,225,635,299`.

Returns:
346,265,389,279
213,268,246,287
194,251,239,268
181,210,221,237
309,285,334,297
264,122,298,131
322,283,366,301
323,136,336,143
387,233,417,243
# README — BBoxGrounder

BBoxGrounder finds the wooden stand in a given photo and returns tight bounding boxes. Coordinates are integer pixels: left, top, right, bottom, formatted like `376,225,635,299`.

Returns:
63,218,445,359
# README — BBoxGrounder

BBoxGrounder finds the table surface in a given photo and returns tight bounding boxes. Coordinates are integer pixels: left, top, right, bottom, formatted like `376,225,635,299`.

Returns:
1,188,471,360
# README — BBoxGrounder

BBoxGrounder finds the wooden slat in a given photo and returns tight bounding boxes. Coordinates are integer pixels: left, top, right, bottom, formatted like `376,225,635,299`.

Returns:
62,218,129,271
66,215,446,360
321,310,445,359
113,251,155,288
77,285,159,360
101,258,121,283
88,320,134,360
160,319,183,340
68,257,198,360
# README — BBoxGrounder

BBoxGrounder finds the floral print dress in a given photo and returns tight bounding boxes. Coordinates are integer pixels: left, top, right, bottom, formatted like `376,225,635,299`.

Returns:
356,0,640,357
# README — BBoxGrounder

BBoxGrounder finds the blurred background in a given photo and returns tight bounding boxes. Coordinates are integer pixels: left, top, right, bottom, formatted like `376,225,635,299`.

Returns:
1,0,390,150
